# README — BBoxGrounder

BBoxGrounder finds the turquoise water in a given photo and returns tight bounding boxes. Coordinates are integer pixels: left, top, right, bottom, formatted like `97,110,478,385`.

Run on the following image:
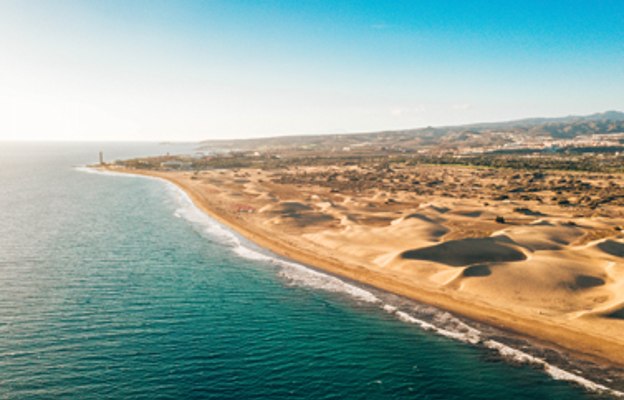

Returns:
0,143,615,399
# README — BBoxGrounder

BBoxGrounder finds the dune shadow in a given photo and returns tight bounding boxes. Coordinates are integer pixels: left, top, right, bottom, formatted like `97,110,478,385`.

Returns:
421,205,450,214
574,275,605,289
514,207,546,217
606,308,624,320
561,275,605,291
427,227,450,238
272,202,336,227
530,220,554,226
453,210,482,218
597,240,624,258
401,236,526,267
347,214,394,227
278,202,313,214
463,264,492,277
288,213,336,227
405,213,436,223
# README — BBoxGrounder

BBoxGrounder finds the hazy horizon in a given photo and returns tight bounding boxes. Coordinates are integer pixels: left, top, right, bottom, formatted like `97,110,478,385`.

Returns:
2,108,623,144
1,1,623,142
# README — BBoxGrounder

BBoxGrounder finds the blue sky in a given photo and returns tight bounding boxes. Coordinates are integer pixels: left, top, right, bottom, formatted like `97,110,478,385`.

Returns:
0,0,622,141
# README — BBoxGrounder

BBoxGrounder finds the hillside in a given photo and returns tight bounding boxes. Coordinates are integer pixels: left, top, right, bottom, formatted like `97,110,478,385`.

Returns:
198,111,624,154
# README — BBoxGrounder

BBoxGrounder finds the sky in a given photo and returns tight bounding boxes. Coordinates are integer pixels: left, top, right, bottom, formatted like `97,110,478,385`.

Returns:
0,0,623,141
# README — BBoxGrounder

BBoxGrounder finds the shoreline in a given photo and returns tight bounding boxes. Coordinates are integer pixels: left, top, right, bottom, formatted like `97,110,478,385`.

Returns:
101,166,624,372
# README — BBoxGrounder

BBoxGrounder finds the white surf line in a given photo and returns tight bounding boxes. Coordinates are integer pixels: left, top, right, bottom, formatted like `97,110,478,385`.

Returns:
78,166,624,398
483,340,623,397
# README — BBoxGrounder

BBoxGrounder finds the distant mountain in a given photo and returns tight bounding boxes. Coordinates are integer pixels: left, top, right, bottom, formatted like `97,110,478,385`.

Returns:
198,111,624,152
582,110,624,121
445,110,624,130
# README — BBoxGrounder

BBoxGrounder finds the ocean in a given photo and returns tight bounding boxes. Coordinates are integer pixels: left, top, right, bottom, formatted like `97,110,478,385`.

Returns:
0,142,617,399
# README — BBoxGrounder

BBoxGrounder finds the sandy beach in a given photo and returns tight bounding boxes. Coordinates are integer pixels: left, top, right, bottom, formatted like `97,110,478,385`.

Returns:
108,165,624,368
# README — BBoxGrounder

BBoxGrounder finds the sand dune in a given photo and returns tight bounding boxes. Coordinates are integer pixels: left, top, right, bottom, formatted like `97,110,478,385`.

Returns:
502,223,584,251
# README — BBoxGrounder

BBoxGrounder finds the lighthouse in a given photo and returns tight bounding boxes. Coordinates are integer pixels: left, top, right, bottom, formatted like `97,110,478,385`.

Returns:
99,151,104,165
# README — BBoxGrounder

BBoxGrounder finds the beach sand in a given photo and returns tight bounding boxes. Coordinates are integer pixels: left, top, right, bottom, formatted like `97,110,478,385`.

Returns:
109,165,624,368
